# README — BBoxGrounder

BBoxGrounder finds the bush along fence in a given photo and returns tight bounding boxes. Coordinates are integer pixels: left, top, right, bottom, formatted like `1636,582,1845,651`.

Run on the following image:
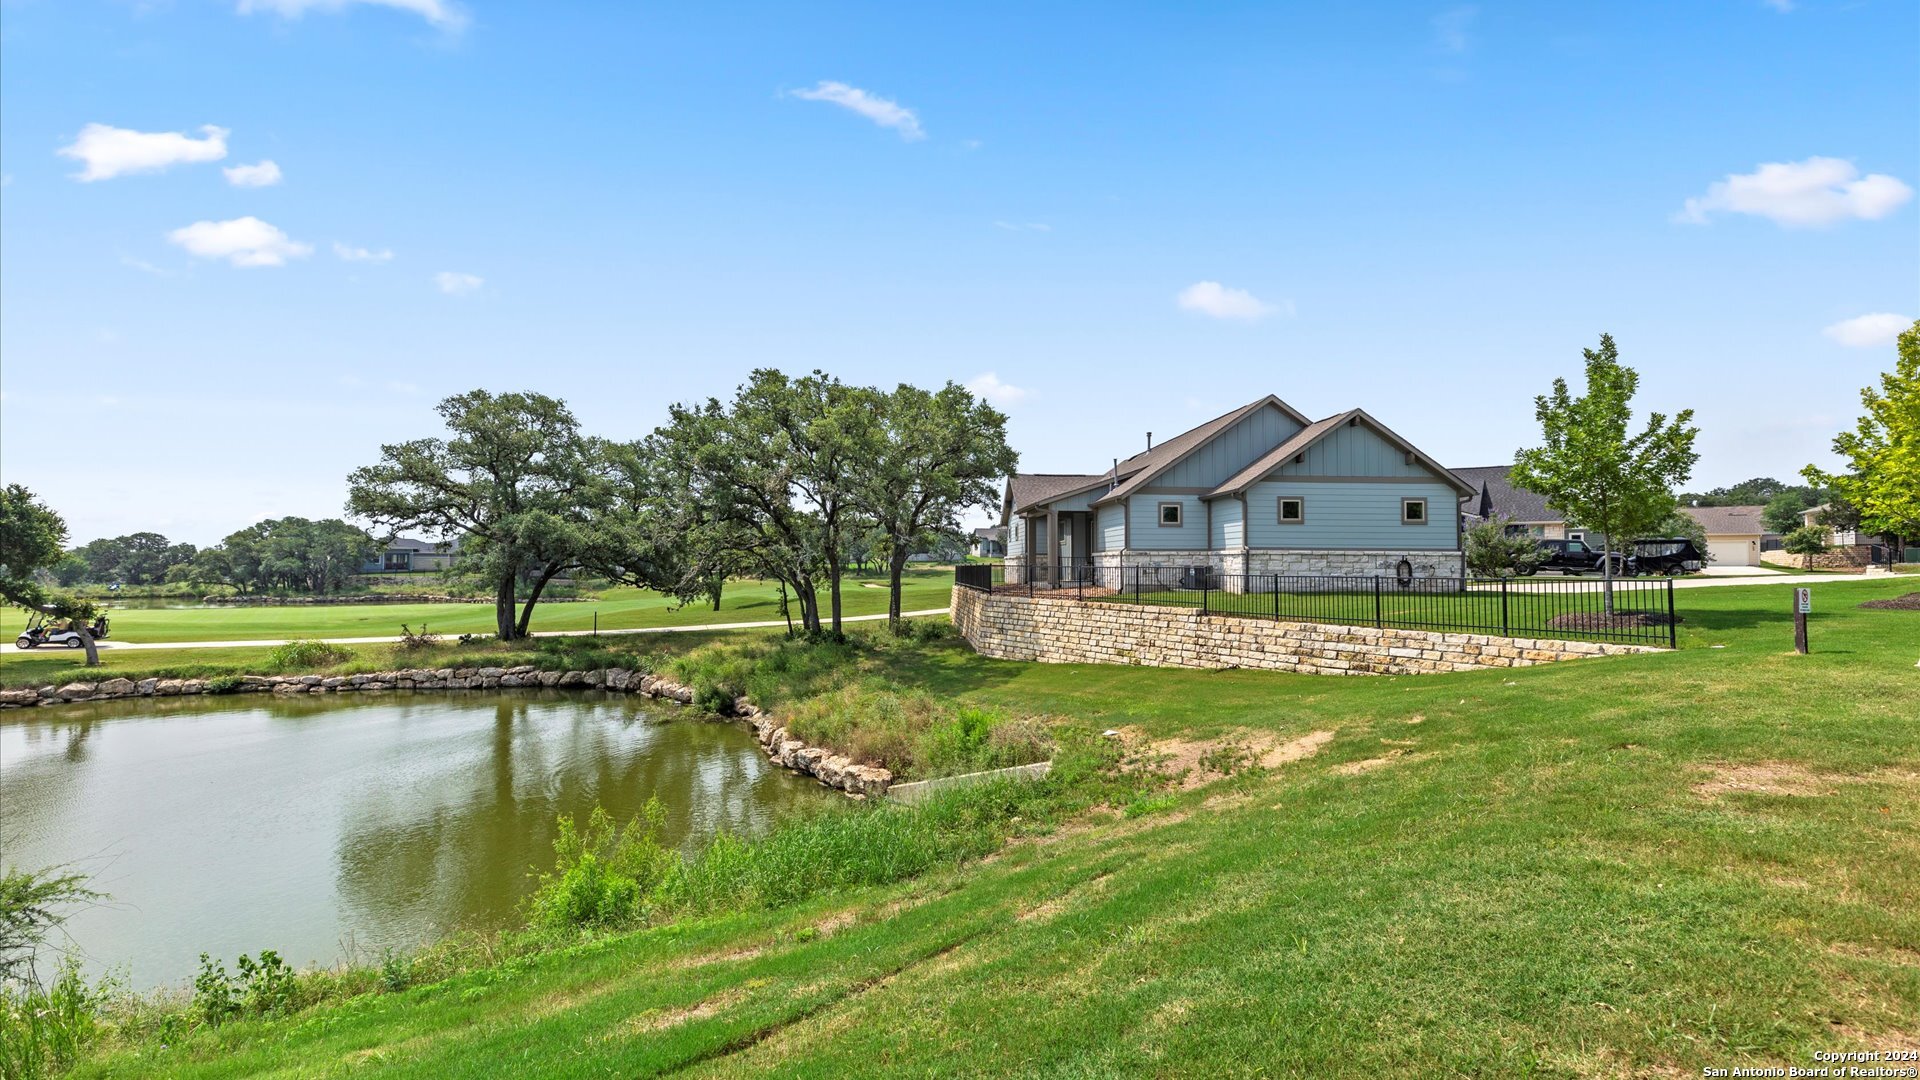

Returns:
0,668,895,798
958,562,1679,650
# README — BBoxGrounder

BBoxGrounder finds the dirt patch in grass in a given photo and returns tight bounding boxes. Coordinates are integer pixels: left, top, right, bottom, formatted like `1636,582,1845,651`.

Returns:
612,987,748,1037
1017,870,1114,923
1547,611,1679,631
1858,592,1920,610
1127,727,1336,790
1691,762,1851,800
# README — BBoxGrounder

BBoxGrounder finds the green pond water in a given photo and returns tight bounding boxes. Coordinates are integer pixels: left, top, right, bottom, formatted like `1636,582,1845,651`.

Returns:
0,691,827,989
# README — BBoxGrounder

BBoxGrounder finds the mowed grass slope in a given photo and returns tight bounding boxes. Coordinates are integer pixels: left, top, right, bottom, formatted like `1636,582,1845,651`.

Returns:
74,580,1920,1077
1,572,954,646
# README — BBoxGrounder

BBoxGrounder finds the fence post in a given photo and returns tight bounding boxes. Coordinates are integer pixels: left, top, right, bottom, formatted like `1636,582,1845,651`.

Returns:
1373,576,1383,629
1273,575,1280,622
1500,577,1509,636
1201,576,1210,615
1666,578,1676,649
1077,572,1084,601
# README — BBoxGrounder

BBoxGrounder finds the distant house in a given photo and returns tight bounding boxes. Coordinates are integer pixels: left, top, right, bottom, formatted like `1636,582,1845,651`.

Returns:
970,526,1007,558
1679,505,1767,567
1453,465,1605,546
360,536,460,574
1799,504,1862,547
1000,395,1473,584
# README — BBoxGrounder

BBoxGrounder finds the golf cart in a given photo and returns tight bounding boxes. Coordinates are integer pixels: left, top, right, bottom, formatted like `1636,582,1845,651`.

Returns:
1626,537,1707,576
14,610,110,650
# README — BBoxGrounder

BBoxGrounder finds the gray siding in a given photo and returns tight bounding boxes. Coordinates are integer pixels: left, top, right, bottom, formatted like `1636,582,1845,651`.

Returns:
1271,422,1438,479
1128,491,1208,550
1244,480,1459,549
1210,497,1244,548
1159,405,1305,489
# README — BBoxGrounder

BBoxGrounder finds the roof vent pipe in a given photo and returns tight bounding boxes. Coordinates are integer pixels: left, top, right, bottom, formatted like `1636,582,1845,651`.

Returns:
1146,432,1153,452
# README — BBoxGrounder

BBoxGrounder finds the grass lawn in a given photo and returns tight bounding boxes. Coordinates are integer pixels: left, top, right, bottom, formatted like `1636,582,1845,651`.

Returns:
66,577,1920,1077
1,570,955,648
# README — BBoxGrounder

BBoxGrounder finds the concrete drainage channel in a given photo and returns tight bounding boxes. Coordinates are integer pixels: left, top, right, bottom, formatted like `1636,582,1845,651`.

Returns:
886,760,1054,805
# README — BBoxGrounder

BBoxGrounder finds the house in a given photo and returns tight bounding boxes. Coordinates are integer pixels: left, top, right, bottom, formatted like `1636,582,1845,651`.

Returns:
1000,395,1473,586
360,536,460,574
1799,504,1862,547
1452,465,1599,543
969,526,1007,558
1678,505,1767,567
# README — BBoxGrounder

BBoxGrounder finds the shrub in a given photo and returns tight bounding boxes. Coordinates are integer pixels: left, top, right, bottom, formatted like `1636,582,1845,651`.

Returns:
526,801,676,932
192,953,239,1026
1465,518,1549,578
266,640,352,672
1783,525,1830,558
236,950,298,1017
204,676,247,695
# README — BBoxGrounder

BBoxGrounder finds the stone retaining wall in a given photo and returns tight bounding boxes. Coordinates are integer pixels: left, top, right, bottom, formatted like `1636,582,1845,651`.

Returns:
951,586,1657,676
0,667,892,798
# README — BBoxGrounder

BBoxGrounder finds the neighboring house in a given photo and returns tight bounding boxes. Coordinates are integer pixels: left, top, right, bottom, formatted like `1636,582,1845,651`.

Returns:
1000,395,1473,585
970,526,1007,558
360,536,460,574
1799,504,1863,547
1453,465,1617,550
1678,505,1767,567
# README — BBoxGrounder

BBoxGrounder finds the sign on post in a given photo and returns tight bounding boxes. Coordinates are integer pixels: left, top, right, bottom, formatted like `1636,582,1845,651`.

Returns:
1793,587,1810,654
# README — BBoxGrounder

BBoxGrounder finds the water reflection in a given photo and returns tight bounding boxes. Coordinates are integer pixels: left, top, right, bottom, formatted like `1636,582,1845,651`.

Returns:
0,691,824,988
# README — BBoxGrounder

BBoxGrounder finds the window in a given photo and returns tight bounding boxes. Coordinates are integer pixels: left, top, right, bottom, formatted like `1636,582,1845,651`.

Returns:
1567,530,1585,542
1157,501,1183,527
1277,497,1304,524
1400,498,1427,524
383,551,412,571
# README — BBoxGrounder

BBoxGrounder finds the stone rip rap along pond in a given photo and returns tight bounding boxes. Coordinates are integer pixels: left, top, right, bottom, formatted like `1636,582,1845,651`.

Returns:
0,690,830,988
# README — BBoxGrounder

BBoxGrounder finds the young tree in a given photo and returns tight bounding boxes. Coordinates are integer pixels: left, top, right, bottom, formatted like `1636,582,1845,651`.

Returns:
1761,488,1820,534
1782,525,1830,564
1464,518,1549,578
846,382,1017,633
1804,319,1920,544
0,485,101,666
1511,334,1700,612
347,390,602,640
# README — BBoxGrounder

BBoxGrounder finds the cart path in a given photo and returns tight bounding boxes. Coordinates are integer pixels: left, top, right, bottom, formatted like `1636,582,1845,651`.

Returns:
0,608,953,654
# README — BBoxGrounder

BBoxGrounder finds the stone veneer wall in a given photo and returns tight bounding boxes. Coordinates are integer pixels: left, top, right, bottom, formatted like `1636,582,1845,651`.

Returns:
1015,548,1465,590
0,667,893,798
951,586,1656,676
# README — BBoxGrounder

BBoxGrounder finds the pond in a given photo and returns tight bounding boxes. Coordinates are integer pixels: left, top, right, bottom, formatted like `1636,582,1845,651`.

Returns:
0,691,828,988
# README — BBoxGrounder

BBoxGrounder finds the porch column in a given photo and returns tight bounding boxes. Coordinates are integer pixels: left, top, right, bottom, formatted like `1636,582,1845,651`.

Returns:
1047,507,1059,584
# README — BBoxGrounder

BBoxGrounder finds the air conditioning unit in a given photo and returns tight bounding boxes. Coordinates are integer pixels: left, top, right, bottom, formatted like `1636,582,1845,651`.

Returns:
1179,565,1214,589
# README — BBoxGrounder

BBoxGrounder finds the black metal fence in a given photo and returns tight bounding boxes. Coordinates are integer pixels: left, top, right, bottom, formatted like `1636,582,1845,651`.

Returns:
955,562,1677,648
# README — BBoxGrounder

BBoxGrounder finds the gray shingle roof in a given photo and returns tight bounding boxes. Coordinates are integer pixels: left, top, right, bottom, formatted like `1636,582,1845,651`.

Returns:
1451,465,1560,524
1006,473,1113,516
1680,505,1768,536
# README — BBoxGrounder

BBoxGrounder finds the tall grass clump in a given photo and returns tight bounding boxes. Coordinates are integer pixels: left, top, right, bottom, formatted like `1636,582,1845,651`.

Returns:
265,640,353,672
0,866,110,1079
781,683,1052,780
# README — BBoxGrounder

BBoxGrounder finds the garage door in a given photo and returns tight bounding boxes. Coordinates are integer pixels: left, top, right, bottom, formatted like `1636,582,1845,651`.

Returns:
1708,537,1759,566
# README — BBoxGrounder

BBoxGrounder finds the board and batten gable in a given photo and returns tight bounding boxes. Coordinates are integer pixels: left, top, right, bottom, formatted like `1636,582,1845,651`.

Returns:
1156,404,1305,490
1269,420,1438,479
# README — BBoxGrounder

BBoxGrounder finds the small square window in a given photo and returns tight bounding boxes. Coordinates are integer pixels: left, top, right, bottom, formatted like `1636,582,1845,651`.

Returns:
1278,497,1304,523
1401,498,1427,524
1157,502,1183,527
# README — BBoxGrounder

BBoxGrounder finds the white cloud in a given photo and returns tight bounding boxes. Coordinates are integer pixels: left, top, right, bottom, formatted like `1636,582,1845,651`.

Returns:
1676,157,1913,227
58,123,228,181
236,0,466,31
333,241,395,262
435,271,483,295
223,160,283,187
1822,313,1912,348
788,81,925,140
1432,6,1476,52
166,216,313,267
120,255,175,277
966,372,1028,407
1176,281,1286,321
993,221,1052,232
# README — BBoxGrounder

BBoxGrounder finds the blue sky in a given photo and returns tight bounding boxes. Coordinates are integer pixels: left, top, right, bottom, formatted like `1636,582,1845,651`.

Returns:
2,0,1915,545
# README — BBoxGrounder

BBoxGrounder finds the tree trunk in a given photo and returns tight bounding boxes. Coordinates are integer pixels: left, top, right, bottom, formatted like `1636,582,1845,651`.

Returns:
76,627,99,667
887,544,910,634
708,579,723,611
1601,542,1616,615
514,563,563,638
777,580,793,636
495,573,518,639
